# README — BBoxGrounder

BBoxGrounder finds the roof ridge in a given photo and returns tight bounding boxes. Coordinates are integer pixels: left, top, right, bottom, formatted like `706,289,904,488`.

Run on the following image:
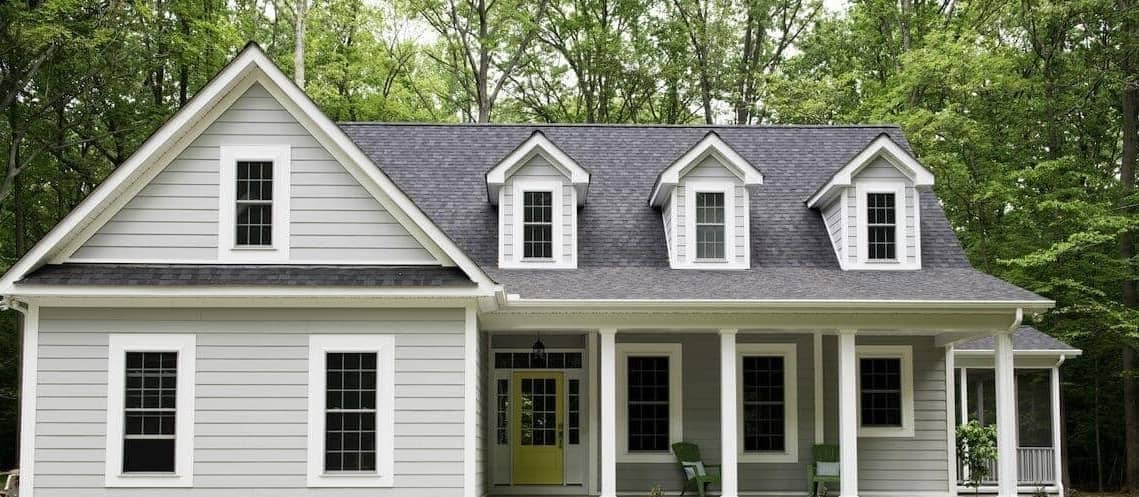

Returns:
336,121,904,129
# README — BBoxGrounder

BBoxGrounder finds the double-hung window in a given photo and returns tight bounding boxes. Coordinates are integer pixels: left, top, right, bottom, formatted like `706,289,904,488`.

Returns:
617,343,682,462
105,335,195,487
219,145,290,261
308,335,394,487
856,345,914,437
738,344,798,462
695,191,726,259
866,192,896,260
522,191,554,259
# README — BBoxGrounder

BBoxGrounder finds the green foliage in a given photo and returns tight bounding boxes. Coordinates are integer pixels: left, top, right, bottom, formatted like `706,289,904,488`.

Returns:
957,421,998,493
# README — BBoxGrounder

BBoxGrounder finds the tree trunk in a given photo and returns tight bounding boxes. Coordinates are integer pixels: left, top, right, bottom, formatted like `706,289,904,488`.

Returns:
1121,0,1139,491
294,0,307,88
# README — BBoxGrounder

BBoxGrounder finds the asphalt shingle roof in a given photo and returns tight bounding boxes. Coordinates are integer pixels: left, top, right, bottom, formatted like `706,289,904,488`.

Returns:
20,264,475,287
338,123,1049,303
957,326,1080,352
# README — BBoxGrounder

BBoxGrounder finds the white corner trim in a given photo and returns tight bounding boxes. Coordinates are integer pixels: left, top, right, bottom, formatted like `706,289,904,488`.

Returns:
945,345,958,497
306,335,396,488
499,179,576,269
464,307,479,497
615,342,683,463
737,343,799,463
486,132,590,205
105,334,196,487
856,344,915,438
813,333,824,445
852,181,919,270
649,132,762,207
806,134,934,208
676,180,747,269
218,145,291,262
18,304,38,497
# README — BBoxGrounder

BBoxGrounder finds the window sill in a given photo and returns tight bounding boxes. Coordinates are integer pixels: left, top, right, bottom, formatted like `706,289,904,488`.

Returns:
858,425,914,438
230,246,278,251
617,451,676,463
105,472,192,488
739,451,798,463
307,472,393,488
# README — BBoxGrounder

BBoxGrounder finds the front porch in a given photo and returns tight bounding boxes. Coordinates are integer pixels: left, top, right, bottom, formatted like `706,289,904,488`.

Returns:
479,326,1062,497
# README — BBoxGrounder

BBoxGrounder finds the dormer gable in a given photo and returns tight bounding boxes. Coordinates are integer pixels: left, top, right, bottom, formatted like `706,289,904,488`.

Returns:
807,134,934,271
649,133,763,270
488,132,589,269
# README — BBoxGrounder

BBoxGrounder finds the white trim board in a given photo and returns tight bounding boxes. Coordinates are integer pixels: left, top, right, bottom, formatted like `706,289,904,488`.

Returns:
104,334,196,487
806,133,934,208
0,43,497,294
649,132,763,207
218,144,291,262
853,181,918,270
678,180,748,269
486,131,590,205
614,342,683,463
18,304,38,497
306,334,396,488
855,344,915,438
500,178,576,269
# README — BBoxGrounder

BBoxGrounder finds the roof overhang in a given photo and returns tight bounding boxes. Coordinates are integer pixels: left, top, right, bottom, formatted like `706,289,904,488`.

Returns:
649,132,763,207
806,133,935,208
0,42,499,295
486,131,590,205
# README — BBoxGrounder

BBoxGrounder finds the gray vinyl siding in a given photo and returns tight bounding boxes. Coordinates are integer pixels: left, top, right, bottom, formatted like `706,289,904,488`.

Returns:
822,197,844,262
822,335,950,494
613,333,816,494
71,83,435,264
34,307,467,497
846,157,920,266
662,195,675,258
500,155,575,265
674,157,749,265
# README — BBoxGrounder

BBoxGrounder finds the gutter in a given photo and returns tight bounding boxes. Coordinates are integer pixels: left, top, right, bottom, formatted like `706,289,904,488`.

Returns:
499,295,1054,312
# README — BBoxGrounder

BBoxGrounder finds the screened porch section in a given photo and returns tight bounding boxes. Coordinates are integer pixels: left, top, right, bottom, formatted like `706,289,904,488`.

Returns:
954,368,1058,487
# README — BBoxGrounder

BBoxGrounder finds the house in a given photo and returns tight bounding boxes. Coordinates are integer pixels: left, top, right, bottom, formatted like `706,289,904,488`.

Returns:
0,43,1081,497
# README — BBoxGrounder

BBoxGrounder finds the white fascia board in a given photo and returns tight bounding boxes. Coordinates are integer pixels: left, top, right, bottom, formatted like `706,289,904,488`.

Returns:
486,131,590,205
649,132,763,207
499,296,1055,312
954,349,1083,357
10,284,494,299
806,134,935,208
0,43,497,293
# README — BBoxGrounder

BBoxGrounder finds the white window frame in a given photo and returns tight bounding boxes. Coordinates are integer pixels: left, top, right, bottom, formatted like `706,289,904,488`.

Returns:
219,145,291,262
737,343,798,463
616,343,683,462
307,335,395,487
500,178,574,268
104,334,196,487
681,180,746,269
854,181,917,270
855,345,915,438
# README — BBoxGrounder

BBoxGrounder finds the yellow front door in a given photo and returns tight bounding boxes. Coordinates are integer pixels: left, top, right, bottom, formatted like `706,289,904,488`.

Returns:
512,371,564,485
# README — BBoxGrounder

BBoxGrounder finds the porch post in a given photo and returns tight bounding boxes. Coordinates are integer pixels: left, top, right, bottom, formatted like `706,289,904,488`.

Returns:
837,330,859,497
1051,364,1064,495
720,329,739,497
600,328,617,497
994,333,1018,497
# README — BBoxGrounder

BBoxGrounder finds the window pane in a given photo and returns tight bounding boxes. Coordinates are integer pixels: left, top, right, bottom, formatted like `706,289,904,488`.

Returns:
325,352,378,472
522,191,554,259
627,356,670,451
568,379,581,445
742,356,785,452
860,358,902,427
866,193,896,260
1016,369,1053,447
123,351,177,473
235,160,273,247
695,192,726,259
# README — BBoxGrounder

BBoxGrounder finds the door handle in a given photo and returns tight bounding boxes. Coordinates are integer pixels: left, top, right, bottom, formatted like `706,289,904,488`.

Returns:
558,423,564,448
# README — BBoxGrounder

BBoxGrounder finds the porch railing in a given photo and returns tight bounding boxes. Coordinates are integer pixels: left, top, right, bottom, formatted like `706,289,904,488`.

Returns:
958,447,1055,486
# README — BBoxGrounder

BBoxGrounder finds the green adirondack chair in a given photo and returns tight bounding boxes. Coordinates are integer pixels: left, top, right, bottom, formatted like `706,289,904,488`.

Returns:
807,444,840,497
672,442,720,497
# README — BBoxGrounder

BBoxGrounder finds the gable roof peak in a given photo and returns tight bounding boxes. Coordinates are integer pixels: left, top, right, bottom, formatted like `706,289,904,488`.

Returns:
485,131,590,205
649,131,763,207
806,133,934,208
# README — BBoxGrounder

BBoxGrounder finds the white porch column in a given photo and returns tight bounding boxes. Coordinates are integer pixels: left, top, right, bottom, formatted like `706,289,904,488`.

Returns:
1051,364,1064,495
837,330,859,497
720,329,739,497
600,328,617,497
994,333,1018,497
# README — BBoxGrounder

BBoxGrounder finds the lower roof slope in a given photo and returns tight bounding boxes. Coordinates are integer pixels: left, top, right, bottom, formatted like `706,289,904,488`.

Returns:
21,264,475,287
957,326,1081,353
340,123,1049,304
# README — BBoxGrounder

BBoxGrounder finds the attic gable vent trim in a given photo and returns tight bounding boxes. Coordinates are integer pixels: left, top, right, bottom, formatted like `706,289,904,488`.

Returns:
806,134,934,209
649,132,763,207
486,131,590,205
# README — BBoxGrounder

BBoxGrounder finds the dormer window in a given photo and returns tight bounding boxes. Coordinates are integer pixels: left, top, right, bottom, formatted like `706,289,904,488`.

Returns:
522,191,554,259
807,134,933,271
866,192,896,260
649,133,762,270
487,132,589,269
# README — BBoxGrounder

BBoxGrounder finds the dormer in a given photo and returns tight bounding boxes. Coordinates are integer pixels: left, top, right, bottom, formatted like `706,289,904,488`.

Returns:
806,134,934,270
487,132,590,269
649,133,763,269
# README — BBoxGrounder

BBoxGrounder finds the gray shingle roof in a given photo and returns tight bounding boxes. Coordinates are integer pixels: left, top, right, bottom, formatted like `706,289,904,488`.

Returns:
19,264,475,287
957,326,1080,352
339,123,1049,303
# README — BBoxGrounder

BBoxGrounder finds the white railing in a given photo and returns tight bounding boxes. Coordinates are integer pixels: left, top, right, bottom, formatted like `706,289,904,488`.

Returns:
958,447,1055,485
